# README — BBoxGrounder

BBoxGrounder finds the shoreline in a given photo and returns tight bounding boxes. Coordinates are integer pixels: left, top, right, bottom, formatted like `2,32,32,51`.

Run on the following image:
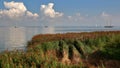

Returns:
29,31,120,46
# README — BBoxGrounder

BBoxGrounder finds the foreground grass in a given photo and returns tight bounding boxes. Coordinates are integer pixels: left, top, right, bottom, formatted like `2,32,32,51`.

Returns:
0,31,120,68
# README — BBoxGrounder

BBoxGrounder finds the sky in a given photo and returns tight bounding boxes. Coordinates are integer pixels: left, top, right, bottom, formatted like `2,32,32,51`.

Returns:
0,0,120,26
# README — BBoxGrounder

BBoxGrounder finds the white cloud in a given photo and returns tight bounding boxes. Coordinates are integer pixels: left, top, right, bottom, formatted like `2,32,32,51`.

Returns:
101,12,109,17
4,1,27,12
101,12,111,22
0,1,38,19
68,16,72,19
0,1,120,26
40,3,63,18
75,13,81,16
26,11,39,18
67,13,84,22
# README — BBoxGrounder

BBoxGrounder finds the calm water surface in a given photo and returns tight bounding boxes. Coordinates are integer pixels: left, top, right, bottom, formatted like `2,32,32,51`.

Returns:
0,26,120,51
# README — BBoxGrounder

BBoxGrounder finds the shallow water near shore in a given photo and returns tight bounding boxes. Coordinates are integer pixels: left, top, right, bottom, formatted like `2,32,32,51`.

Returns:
0,26,120,51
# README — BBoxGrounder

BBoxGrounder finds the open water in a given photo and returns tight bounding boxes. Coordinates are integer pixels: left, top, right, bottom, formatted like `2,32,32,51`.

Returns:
0,26,120,51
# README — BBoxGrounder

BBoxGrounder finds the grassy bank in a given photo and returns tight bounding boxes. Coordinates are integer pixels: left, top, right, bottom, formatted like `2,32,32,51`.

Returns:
0,31,120,68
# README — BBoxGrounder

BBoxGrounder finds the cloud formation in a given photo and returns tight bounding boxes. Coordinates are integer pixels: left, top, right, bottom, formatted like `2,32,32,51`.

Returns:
101,12,111,20
101,12,109,17
101,12,112,23
40,3,63,18
0,1,38,19
0,1,120,26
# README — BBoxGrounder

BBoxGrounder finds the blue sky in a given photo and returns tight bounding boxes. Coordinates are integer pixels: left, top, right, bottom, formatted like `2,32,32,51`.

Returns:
1,0,120,15
0,0,120,26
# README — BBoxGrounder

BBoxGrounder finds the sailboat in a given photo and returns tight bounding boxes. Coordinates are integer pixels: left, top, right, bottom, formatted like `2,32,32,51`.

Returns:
104,25,113,28
104,19,113,28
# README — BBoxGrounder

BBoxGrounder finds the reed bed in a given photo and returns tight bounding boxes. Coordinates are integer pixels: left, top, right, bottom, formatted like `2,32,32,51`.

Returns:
0,31,120,68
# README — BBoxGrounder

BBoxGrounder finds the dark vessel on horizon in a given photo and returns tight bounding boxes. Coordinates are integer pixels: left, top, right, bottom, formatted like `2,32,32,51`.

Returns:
104,26,113,28
44,26,48,28
104,19,113,28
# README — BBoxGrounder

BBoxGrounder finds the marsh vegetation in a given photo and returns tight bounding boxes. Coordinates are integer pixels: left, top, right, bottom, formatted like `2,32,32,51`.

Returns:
0,31,120,68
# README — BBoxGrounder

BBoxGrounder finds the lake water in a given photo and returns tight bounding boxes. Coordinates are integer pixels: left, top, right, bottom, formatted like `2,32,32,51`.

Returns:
0,26,120,51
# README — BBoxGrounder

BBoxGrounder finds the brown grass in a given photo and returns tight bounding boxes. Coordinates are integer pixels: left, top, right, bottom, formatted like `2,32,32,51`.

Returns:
28,31,120,47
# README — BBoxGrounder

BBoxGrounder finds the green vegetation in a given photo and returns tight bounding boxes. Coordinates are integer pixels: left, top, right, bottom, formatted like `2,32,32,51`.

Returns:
0,31,120,68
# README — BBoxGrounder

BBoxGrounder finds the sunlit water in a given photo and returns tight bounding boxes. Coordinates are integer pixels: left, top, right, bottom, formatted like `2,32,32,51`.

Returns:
0,26,120,51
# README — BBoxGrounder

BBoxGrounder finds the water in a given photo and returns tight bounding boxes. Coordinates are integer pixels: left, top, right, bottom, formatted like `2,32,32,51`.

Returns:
0,26,120,51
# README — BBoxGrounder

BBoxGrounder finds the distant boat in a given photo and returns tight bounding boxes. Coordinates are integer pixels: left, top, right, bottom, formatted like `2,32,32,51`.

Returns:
44,26,48,28
104,26,113,28
14,26,18,28
104,19,113,28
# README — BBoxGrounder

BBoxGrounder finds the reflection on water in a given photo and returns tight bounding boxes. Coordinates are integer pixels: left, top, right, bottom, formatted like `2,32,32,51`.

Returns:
5,27,26,50
0,26,55,51
0,26,120,51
